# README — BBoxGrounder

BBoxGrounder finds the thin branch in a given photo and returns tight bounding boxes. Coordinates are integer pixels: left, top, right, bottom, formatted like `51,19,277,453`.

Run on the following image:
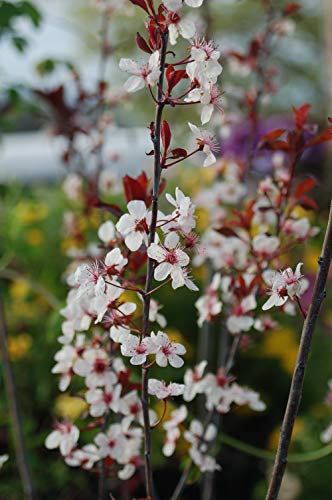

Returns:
0,295,35,499
266,200,332,500
141,30,169,500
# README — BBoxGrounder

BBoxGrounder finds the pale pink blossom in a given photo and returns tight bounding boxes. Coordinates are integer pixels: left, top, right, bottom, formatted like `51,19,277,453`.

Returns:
183,360,208,401
162,405,188,456
226,295,257,334
151,330,186,368
86,382,122,417
148,379,185,399
121,334,158,365
119,51,160,93
98,220,116,243
148,232,191,289
65,444,99,469
262,263,306,311
188,122,219,167
116,200,151,251
45,421,79,456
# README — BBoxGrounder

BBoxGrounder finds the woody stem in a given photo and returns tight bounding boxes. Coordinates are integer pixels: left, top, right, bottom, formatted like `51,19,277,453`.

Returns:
141,30,169,500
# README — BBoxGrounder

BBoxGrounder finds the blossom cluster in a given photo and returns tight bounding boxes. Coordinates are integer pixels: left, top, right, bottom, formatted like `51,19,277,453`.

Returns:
45,0,332,497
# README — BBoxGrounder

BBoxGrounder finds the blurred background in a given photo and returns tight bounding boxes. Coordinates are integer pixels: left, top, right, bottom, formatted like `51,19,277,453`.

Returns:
1,0,332,499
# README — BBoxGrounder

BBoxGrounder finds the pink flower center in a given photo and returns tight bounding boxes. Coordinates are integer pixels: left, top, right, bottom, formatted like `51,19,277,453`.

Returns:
135,344,147,354
94,358,107,374
103,392,113,404
165,250,178,264
129,403,141,416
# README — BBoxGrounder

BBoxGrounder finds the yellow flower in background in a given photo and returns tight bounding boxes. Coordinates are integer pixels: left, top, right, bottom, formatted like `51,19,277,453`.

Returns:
260,328,298,375
89,210,102,229
196,207,210,232
291,205,314,221
26,229,45,246
7,333,33,361
15,200,49,224
268,418,304,451
55,394,88,420
178,167,215,196
9,280,30,300
8,301,37,321
303,247,321,273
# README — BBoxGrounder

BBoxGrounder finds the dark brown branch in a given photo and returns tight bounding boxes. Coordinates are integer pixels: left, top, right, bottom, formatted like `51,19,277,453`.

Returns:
141,30,169,500
0,294,35,499
266,200,332,500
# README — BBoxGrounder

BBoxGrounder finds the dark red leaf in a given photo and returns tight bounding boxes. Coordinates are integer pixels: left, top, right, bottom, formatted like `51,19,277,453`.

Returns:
258,128,286,148
169,148,187,158
129,0,149,13
293,103,311,131
161,120,171,154
303,126,332,149
136,32,152,54
123,172,150,203
217,227,239,237
283,3,300,15
166,65,187,93
260,140,290,151
294,177,317,198
298,196,318,211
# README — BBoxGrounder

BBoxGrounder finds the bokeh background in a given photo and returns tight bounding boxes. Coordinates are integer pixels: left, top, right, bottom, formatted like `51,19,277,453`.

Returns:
1,0,332,499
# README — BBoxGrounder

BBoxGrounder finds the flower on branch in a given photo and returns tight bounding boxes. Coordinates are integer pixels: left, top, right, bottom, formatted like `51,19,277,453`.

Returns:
148,379,185,399
121,334,158,365
262,262,307,311
119,51,160,93
188,122,219,167
151,330,186,367
45,421,80,456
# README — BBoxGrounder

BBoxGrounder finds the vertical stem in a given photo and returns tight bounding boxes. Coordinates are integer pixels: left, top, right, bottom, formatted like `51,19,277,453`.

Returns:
266,201,332,500
0,294,35,499
141,31,169,500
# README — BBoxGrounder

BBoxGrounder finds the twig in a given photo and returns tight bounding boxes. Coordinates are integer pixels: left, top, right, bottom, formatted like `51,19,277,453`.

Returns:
0,295,35,499
266,201,332,500
141,30,169,500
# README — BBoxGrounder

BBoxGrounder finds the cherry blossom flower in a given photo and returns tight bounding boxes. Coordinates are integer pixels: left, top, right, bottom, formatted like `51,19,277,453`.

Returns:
185,85,223,124
195,273,222,327
226,295,257,335
151,330,186,368
186,39,222,87
252,234,280,259
148,379,185,399
104,248,128,275
110,325,131,344
102,300,137,327
118,390,157,429
166,8,196,46
98,220,116,244
0,454,9,469
74,261,106,299
116,200,151,251
86,382,122,417
147,232,190,289
262,263,306,311
189,447,221,472
164,187,196,234
183,360,208,401
121,334,158,365
205,381,266,413
149,299,167,328
119,51,160,93
164,0,204,9
73,348,115,387
65,444,99,469
94,423,126,460
188,122,219,167
45,421,80,456
184,419,217,452
162,405,188,456
52,334,85,391
321,424,332,443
